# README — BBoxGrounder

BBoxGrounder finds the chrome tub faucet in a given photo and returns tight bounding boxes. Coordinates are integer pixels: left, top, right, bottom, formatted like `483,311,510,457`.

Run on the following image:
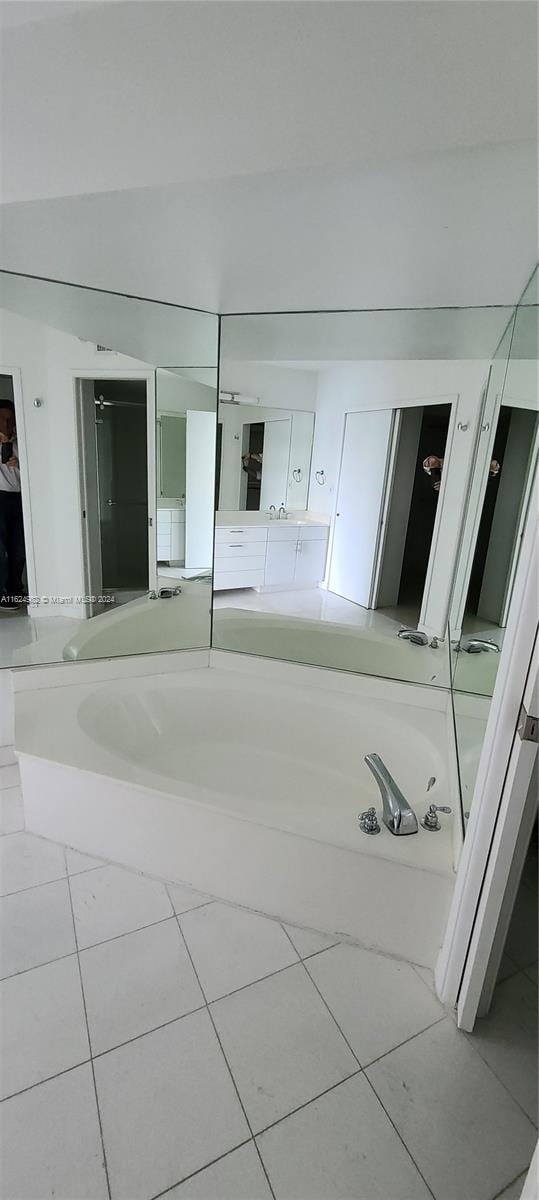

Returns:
364,753,418,835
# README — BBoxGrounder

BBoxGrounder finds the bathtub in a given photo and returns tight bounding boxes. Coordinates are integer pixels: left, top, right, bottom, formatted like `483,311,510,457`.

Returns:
15,658,456,966
63,583,211,660
213,608,451,689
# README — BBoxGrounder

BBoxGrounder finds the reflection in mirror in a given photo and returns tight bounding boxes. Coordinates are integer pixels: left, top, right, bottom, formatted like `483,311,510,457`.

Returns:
0,272,217,667
449,268,538,826
214,305,513,690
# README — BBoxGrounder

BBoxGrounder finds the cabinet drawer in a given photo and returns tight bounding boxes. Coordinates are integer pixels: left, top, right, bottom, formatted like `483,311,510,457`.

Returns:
299,525,329,541
215,540,267,560
215,526,267,544
214,568,265,590
267,523,300,542
214,555,266,574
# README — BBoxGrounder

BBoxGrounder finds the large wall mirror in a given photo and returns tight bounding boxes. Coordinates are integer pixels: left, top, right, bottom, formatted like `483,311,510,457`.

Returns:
214,305,515,690
0,271,218,666
449,267,538,824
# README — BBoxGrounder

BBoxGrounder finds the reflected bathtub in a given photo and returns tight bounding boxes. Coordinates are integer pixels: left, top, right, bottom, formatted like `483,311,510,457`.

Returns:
213,608,451,688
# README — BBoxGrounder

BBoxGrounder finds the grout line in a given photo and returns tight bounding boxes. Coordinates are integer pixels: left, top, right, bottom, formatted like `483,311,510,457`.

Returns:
461,1032,539,1131
65,870,112,1200
492,1169,528,1200
1,948,78,984
254,1066,364,1138
148,1138,254,1200
279,920,341,960
1,1058,93,1104
362,1071,437,1200
362,1014,448,1070
171,896,277,1200
91,1005,207,1061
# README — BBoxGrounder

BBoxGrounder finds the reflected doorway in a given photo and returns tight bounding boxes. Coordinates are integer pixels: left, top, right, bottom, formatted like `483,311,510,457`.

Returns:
77,378,150,617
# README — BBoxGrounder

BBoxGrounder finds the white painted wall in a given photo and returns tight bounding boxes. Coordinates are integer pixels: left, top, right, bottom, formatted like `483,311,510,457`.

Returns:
309,360,490,636
0,307,154,617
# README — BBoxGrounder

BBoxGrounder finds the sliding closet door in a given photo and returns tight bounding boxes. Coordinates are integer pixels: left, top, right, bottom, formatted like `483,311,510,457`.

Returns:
329,409,395,608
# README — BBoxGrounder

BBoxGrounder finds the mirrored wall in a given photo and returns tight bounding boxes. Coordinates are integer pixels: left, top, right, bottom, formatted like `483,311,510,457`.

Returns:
449,267,538,824
0,272,218,665
213,304,516,691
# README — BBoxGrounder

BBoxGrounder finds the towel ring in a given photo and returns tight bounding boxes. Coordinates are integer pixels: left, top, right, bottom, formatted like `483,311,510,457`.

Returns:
315,469,326,486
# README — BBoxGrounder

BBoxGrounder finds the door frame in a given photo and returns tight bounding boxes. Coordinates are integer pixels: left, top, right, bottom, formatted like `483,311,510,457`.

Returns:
73,369,157,608
1,366,38,609
436,469,538,1027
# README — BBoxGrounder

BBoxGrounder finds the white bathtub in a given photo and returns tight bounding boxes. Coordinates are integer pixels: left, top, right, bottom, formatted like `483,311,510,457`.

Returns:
16,657,456,966
213,608,451,689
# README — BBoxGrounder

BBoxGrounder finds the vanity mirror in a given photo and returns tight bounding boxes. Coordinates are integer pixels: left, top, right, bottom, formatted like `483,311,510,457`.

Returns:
0,271,218,666
449,267,538,823
213,304,515,690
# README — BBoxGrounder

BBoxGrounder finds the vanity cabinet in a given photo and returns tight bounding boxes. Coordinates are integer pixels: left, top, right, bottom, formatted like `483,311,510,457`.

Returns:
214,520,328,590
157,507,185,564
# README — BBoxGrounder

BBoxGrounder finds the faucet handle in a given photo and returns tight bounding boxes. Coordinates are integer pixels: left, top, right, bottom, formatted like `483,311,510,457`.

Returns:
358,807,381,835
420,803,452,831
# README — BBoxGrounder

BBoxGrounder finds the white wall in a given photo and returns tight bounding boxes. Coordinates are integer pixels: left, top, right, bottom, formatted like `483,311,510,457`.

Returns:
310,360,490,636
0,307,153,617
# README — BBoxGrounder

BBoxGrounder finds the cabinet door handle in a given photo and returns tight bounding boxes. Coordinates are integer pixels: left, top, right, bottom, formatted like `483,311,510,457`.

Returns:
229,529,245,533
229,544,243,548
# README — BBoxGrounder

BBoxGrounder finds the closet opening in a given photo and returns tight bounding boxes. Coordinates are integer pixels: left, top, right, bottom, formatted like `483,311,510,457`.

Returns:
464,404,538,631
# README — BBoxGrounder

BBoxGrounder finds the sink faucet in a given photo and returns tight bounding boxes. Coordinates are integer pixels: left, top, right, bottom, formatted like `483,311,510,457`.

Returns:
278,505,287,519
460,638,500,654
397,628,429,646
268,504,276,519
364,753,418,835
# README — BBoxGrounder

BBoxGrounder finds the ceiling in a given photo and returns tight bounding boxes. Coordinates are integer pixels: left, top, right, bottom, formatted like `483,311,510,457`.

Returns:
0,1,537,313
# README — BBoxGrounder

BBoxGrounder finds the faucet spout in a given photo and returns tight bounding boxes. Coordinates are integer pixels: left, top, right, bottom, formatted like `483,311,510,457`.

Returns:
364,753,418,836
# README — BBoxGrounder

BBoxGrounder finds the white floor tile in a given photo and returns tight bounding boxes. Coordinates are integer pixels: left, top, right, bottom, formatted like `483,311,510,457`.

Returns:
0,878,76,978
497,952,520,984
258,1072,431,1199
180,902,298,1001
94,1008,249,1200
0,955,89,1099
167,879,212,914
80,918,204,1055
0,831,66,896
0,745,17,767
283,922,339,958
211,963,357,1133
366,1017,536,1200
65,848,104,874
0,1063,108,1200
307,942,445,1064
166,1143,272,1199
69,863,173,949
467,972,538,1123
0,763,20,790
0,784,24,834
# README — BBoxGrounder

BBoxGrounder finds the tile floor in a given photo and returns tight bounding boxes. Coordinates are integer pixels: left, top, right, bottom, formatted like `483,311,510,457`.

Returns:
0,759,536,1200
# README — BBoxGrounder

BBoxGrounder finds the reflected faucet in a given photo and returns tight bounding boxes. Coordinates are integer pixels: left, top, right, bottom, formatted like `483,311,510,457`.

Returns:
268,505,276,519
460,638,500,654
278,506,287,519
397,628,429,646
364,753,418,835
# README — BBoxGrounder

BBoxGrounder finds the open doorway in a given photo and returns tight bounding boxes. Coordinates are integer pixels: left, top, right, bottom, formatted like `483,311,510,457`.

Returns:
240,422,265,510
77,378,151,616
392,403,452,621
464,405,538,632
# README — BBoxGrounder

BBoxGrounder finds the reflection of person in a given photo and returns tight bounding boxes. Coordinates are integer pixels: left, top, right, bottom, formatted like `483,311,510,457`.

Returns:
423,454,500,492
242,451,263,482
0,401,26,612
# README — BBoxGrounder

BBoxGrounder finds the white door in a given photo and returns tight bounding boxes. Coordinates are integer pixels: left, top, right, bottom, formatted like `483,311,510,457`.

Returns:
294,538,327,585
260,419,291,511
329,409,395,608
185,409,216,570
265,540,297,586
